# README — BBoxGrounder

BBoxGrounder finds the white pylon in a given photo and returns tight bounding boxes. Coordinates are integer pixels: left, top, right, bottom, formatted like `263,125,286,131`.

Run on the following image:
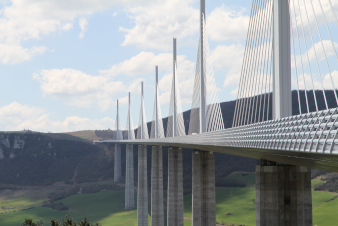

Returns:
273,0,291,119
137,82,149,139
150,66,165,139
166,38,186,137
115,99,123,140
189,0,224,135
126,92,135,140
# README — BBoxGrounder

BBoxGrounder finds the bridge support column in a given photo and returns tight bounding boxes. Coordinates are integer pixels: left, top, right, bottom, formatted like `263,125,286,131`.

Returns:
256,163,312,226
151,146,164,226
137,145,148,226
192,150,216,226
114,144,121,182
125,144,134,209
167,147,184,226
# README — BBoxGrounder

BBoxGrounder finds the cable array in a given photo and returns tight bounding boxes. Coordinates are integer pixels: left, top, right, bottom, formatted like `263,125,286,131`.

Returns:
290,0,338,114
233,0,338,128
166,59,186,137
189,13,224,134
114,100,123,140
137,82,149,139
150,67,165,139
233,0,274,127
126,92,135,140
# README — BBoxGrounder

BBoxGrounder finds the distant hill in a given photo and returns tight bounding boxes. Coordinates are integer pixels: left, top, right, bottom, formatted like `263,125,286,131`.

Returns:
0,132,114,185
67,90,338,141
0,90,336,188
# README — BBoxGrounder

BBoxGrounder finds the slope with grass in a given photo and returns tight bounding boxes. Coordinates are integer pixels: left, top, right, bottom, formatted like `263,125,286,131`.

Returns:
1,172,338,226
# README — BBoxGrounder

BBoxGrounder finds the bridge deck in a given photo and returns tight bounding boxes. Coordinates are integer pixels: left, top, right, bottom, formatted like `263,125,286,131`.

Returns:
102,108,338,172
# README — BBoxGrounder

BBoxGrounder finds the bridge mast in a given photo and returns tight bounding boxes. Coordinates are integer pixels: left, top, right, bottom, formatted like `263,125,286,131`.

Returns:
125,93,135,210
199,0,206,133
256,1,312,226
273,0,291,119
155,66,159,139
116,100,120,140
114,99,122,182
173,39,177,136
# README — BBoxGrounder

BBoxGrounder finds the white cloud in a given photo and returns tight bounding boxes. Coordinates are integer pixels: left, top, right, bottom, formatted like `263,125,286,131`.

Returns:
118,95,129,106
0,102,115,132
33,68,125,111
62,22,73,31
209,44,245,88
120,0,251,50
0,0,159,64
127,78,145,94
120,0,199,51
100,52,173,76
0,44,46,64
291,0,338,37
79,18,88,39
100,50,196,104
292,40,338,67
293,70,338,91
158,55,196,105
207,5,249,41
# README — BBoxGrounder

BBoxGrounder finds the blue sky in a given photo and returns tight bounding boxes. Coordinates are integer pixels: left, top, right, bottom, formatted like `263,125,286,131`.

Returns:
0,0,253,132
1,0,338,132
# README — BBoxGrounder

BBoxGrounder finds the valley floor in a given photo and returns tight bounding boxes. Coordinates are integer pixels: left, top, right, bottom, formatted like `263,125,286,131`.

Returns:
0,173,336,226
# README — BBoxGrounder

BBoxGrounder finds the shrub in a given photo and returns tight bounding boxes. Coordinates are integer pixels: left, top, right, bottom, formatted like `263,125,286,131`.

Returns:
23,214,101,226
43,202,69,211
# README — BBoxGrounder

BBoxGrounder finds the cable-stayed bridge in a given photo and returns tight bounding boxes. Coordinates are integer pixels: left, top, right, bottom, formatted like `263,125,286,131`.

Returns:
102,0,338,225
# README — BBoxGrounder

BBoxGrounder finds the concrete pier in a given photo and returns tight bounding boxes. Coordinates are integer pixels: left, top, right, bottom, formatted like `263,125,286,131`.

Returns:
167,147,184,226
256,163,312,226
114,144,121,182
151,146,164,226
192,150,216,226
137,145,148,226
125,144,134,209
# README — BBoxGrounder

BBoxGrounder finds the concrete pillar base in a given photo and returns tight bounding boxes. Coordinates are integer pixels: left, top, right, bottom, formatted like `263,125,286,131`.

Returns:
125,144,134,209
192,150,216,226
167,147,184,226
114,144,121,182
256,163,312,226
137,145,148,226
151,146,164,226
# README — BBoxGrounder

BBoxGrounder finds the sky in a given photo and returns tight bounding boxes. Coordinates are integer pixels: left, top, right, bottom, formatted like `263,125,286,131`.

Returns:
1,0,338,133
0,0,253,132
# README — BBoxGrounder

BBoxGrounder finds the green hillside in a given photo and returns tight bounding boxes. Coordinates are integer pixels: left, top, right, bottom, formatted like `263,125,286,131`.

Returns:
1,172,338,226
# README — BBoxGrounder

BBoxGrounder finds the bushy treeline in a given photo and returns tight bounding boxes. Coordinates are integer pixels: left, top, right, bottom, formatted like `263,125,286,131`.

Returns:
311,168,328,179
314,172,338,192
43,202,69,211
22,214,101,226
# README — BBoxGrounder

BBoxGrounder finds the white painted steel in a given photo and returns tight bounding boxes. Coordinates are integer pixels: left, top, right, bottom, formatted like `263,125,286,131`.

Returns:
167,38,185,137
126,92,135,140
200,0,206,133
115,99,123,140
273,0,292,120
150,66,165,139
106,108,338,156
137,82,149,140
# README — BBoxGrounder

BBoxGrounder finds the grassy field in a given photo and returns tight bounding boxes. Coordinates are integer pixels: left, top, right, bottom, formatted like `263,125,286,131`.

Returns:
0,191,144,226
66,130,100,141
0,172,338,226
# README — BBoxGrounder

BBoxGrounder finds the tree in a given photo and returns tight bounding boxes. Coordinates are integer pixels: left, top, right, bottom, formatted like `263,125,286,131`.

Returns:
22,219,41,226
23,214,101,226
